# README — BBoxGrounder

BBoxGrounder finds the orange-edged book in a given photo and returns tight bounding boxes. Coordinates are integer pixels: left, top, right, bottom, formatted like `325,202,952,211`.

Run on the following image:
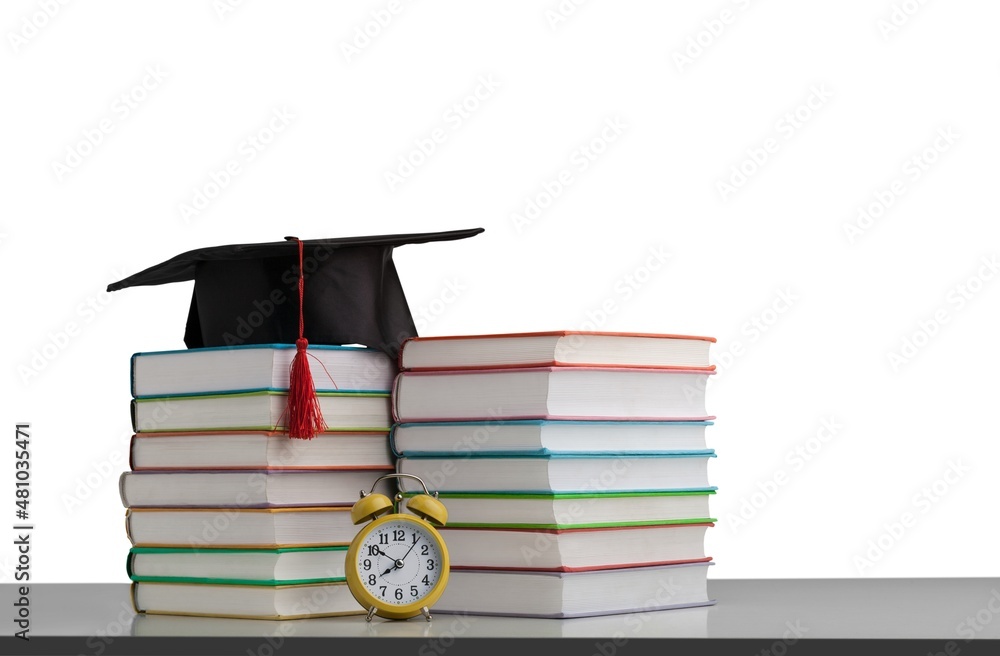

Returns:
442,523,713,572
129,431,393,471
398,331,716,371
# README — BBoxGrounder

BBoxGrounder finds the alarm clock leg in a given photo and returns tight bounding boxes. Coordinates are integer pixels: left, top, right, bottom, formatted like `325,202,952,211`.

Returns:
421,606,432,622
366,606,377,622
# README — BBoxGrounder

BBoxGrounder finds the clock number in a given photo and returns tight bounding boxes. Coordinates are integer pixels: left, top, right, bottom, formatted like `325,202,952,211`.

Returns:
394,587,403,600
420,544,429,556
412,532,419,544
379,533,388,545
422,575,430,585
363,558,372,571
393,529,405,542
379,585,387,596
367,545,379,556
368,574,377,586
426,559,435,570
410,585,418,597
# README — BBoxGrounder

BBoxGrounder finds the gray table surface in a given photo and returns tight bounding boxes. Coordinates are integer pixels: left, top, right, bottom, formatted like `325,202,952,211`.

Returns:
7,579,1000,639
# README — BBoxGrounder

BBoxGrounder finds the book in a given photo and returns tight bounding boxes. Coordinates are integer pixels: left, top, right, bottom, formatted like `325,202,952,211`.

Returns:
131,581,362,619
127,546,347,585
131,344,396,397
442,524,711,572
130,431,393,470
132,605,710,637
391,420,711,457
397,454,714,493
125,507,358,548
392,367,713,422
433,562,713,618
132,391,391,433
119,470,392,508
402,491,715,529
399,331,716,371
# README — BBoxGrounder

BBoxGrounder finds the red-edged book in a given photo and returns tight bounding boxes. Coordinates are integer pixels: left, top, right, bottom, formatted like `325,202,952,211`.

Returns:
442,523,713,572
398,331,716,371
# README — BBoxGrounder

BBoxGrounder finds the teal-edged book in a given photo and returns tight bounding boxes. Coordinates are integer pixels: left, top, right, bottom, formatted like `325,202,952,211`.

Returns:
402,490,716,529
390,420,713,457
132,390,391,433
127,546,348,586
130,343,396,398
397,453,715,494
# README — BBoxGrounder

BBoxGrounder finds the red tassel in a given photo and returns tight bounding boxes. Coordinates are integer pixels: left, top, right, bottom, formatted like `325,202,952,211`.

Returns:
287,337,326,439
284,237,327,439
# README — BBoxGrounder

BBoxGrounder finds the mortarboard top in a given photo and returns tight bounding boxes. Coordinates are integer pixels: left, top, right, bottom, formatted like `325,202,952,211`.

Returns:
107,228,484,358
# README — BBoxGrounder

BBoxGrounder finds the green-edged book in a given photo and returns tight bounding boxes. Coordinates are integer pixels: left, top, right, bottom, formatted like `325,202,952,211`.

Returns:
132,390,391,433
402,490,716,529
127,546,347,586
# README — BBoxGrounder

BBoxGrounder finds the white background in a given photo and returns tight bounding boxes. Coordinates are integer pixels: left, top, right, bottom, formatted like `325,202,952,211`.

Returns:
2,0,998,583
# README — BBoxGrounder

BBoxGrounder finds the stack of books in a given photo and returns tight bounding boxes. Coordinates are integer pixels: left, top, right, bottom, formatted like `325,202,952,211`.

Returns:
119,344,397,619
392,331,718,618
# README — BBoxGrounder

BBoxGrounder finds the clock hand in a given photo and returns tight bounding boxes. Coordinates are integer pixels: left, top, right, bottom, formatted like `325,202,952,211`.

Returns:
380,537,422,576
395,536,421,566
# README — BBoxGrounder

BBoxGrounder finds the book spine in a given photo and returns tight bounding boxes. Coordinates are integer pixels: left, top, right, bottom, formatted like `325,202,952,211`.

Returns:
130,582,142,614
119,472,130,508
390,372,403,423
124,508,135,546
130,353,138,399
387,424,402,459
128,434,136,471
130,399,138,433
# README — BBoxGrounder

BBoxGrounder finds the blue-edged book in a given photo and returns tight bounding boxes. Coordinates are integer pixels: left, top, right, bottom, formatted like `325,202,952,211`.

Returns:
391,419,713,457
397,452,715,494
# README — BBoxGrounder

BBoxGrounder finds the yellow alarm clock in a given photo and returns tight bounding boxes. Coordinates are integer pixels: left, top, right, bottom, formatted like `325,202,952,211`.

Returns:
346,473,450,621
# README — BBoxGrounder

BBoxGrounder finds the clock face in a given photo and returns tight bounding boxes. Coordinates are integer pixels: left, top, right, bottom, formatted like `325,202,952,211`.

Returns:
356,518,444,606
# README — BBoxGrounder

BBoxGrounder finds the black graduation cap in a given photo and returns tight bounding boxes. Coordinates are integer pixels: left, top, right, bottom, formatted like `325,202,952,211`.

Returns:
107,228,484,358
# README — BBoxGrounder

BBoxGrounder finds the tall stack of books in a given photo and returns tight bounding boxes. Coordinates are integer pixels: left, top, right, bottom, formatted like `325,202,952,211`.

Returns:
119,344,397,619
392,331,718,618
